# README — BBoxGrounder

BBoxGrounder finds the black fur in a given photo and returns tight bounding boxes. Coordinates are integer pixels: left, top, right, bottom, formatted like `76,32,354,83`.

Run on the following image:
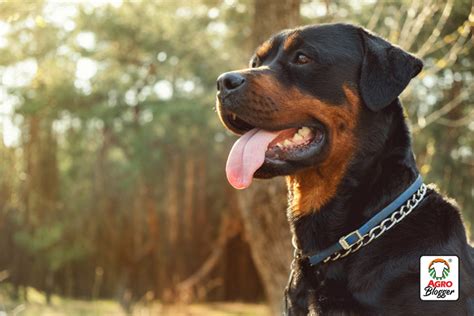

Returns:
359,29,423,111
278,25,474,315
217,23,474,315
286,100,474,315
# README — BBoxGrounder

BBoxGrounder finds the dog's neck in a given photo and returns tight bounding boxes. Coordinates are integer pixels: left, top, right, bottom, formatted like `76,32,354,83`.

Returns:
287,100,419,255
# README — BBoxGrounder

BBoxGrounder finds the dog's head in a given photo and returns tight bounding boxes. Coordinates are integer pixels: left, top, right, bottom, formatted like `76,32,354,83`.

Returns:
216,23,422,191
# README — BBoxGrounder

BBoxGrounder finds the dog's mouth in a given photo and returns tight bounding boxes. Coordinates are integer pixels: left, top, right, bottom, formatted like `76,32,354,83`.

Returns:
221,111,326,189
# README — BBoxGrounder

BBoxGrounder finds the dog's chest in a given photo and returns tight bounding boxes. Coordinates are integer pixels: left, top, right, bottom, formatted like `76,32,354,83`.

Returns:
286,263,367,315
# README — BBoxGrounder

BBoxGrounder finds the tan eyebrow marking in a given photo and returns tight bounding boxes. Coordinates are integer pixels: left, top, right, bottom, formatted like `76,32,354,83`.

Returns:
256,39,273,58
283,31,301,51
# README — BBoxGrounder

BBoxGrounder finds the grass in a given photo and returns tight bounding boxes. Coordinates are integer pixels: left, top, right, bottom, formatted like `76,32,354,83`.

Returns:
158,302,270,316
0,287,270,316
1,300,269,316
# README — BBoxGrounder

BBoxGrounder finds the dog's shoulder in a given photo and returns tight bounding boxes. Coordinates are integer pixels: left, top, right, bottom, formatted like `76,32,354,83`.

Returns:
418,185,466,230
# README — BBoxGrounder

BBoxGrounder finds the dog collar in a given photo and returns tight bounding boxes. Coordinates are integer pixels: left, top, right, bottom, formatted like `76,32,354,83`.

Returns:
302,175,426,266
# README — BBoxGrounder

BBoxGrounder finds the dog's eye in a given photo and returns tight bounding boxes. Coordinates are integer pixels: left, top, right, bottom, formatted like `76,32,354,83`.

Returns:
294,53,311,65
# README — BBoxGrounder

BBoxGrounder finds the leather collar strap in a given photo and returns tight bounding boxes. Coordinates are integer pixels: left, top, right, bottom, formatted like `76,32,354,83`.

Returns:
307,175,424,266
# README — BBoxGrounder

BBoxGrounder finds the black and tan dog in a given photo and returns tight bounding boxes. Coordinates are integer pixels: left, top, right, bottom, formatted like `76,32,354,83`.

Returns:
215,24,474,315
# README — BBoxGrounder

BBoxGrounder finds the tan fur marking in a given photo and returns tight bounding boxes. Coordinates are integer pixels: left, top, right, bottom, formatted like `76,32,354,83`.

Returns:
250,75,361,215
256,40,273,58
283,32,300,51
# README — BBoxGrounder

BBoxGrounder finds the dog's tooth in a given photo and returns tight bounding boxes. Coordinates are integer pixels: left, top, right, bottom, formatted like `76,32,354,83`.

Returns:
231,113,237,120
293,133,303,141
276,142,283,148
283,140,292,147
299,126,311,137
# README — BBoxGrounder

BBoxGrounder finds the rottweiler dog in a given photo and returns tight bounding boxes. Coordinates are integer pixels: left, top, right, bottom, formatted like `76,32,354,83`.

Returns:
215,23,474,315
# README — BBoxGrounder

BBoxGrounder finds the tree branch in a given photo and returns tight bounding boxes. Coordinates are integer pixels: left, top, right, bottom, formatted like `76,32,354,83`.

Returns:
398,1,422,45
403,3,438,50
413,90,469,133
437,109,474,127
416,0,454,57
422,20,472,76
174,215,242,303
366,0,383,31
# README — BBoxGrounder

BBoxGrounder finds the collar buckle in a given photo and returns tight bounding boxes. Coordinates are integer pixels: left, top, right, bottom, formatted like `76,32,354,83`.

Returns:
339,230,363,250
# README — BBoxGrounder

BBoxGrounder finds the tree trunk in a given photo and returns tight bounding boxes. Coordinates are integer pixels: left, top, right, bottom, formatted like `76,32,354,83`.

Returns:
234,1,301,313
231,0,300,315
238,180,292,314
252,0,301,48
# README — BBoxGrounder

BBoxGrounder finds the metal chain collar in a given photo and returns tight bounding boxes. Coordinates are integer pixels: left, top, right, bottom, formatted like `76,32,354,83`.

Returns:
286,183,427,303
322,183,427,263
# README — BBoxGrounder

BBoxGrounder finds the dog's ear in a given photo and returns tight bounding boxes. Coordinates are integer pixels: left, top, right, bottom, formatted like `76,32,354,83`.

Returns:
359,29,423,111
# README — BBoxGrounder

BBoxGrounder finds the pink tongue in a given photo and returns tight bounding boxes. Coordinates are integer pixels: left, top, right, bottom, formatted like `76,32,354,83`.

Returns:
226,128,279,189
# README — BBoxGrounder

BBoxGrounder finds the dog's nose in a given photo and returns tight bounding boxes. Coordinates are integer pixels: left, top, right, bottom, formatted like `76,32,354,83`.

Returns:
217,72,246,93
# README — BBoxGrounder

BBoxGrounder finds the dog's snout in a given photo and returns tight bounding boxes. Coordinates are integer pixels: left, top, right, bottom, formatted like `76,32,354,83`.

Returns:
217,72,246,94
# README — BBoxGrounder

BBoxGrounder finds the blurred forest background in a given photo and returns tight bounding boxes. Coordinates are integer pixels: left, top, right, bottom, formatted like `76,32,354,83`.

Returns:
0,0,472,315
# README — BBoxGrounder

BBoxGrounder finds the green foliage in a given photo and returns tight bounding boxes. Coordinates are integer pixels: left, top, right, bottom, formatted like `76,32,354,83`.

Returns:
0,0,251,302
